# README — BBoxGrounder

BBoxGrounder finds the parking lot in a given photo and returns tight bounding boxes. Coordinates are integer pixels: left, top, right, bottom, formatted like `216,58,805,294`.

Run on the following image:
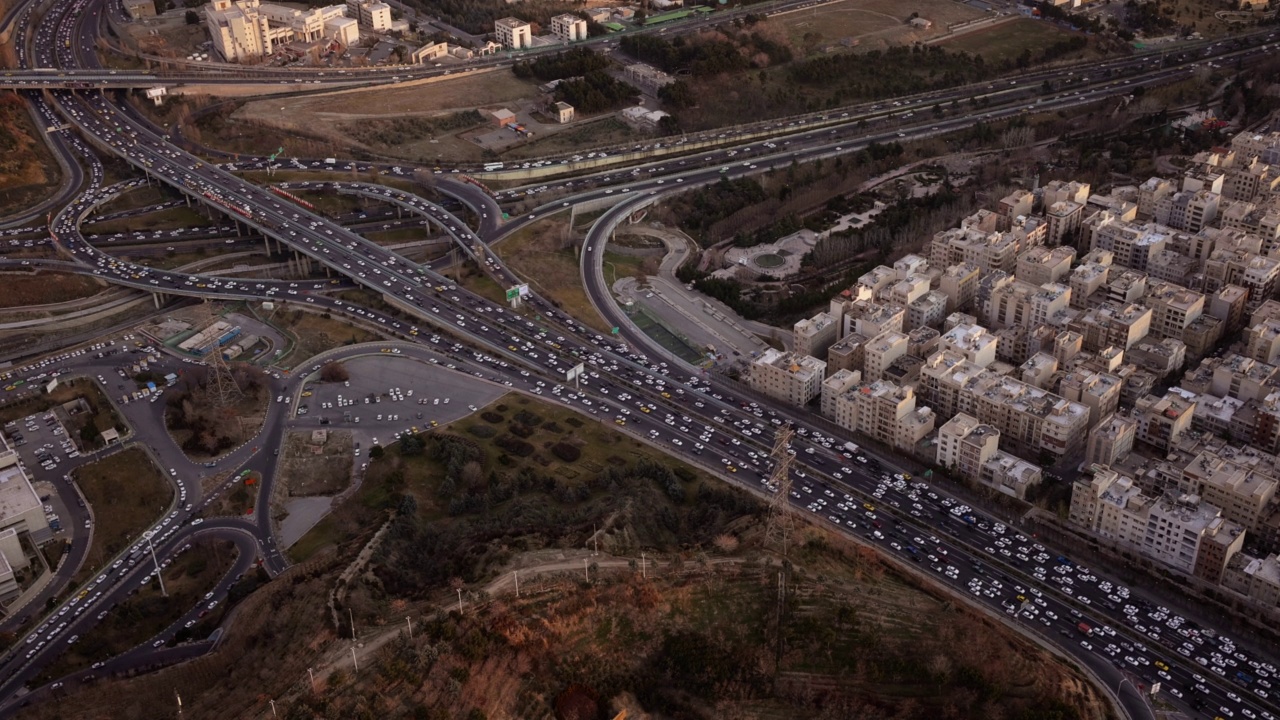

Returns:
297,354,506,448
4,412,81,533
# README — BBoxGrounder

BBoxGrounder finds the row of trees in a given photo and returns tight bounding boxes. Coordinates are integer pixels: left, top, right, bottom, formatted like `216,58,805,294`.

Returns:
620,30,791,77
553,71,638,114
512,47,610,81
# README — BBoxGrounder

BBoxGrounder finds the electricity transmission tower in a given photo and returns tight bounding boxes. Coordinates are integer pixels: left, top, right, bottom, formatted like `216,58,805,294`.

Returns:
192,302,242,409
762,423,797,558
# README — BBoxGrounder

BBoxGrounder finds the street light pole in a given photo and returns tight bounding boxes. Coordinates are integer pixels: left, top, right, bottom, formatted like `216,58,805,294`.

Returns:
348,607,355,640
269,699,276,717
456,587,462,614
405,616,412,638
308,667,316,693
146,532,167,597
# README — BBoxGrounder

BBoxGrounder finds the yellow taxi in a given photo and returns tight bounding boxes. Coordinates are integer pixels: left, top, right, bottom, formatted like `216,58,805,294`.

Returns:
614,418,626,426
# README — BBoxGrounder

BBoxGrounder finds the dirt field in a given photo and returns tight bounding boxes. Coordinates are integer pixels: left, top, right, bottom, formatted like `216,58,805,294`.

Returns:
491,218,611,334
0,93,60,217
73,448,174,586
938,17,1076,63
232,70,540,162
0,272,106,309
270,308,380,369
774,0,985,53
277,429,354,497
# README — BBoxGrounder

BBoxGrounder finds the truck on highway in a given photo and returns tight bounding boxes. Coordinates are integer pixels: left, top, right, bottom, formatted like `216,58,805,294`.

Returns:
843,441,860,455
1076,622,1093,637
324,158,336,164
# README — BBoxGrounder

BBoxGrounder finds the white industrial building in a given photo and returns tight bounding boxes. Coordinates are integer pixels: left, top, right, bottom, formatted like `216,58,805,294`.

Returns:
0,434,51,602
205,0,358,61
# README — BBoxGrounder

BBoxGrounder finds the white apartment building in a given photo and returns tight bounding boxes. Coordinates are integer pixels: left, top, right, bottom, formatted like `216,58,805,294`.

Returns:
206,0,355,61
829,379,935,453
1016,245,1076,286
746,349,826,407
936,413,1042,499
938,323,997,367
919,350,1090,457
983,280,1071,330
863,331,908,382
793,311,838,360
494,16,531,49
550,13,587,42
1069,467,1244,578
1086,213,1170,272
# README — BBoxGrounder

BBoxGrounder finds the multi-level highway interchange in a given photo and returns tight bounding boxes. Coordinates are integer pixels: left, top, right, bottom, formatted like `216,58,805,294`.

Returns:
1,0,1279,713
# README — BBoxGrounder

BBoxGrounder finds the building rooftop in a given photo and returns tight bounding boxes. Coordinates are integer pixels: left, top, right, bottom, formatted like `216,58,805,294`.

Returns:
0,463,39,526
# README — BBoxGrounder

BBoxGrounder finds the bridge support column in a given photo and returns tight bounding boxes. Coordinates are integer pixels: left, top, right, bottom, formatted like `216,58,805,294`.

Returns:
396,206,402,219
263,236,272,255
235,221,242,237
153,292,164,308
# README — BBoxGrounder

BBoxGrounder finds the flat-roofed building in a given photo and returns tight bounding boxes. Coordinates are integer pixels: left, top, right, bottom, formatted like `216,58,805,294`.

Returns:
1069,261,1110,309
929,218,1024,274
864,330,908,382
1128,337,1187,381
1209,284,1250,336
1222,552,1280,609
984,280,1072,330
936,412,1043,499
1086,213,1169,273
794,311,839,361
1020,352,1058,389
938,323,998,368
1087,412,1137,468
1182,449,1278,532
907,290,948,330
919,351,1089,457
494,16,531,49
1134,391,1195,451
1145,281,1204,341
1070,466,1238,577
1043,179,1092,206
1209,353,1278,402
549,13,587,42
1137,177,1176,220
820,368,861,419
938,262,981,313
1070,302,1151,352
1245,318,1280,365
830,379,935,453
1016,245,1076,286
1058,368,1122,428
850,301,905,340
827,333,866,376
998,188,1035,226
1046,201,1086,246
1203,247,1280,311
0,434,49,583
746,348,826,407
